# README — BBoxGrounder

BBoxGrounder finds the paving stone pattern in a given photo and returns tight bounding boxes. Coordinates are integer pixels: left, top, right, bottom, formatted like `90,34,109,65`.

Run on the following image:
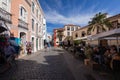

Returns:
0,48,75,80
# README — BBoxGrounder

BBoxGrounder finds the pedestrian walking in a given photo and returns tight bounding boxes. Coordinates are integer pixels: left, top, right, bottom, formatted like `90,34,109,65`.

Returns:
44,43,47,52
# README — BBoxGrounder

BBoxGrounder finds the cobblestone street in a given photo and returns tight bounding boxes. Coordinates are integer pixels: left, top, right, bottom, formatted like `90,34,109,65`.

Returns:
0,48,75,80
0,47,112,80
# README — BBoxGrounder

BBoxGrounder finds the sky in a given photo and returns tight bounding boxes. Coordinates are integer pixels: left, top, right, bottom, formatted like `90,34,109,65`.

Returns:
39,0,120,34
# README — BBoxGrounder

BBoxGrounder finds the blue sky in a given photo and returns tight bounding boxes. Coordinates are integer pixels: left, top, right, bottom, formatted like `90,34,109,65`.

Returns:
39,0,120,34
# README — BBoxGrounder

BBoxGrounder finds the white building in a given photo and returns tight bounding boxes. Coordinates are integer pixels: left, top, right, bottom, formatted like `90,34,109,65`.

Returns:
30,0,46,52
64,24,80,37
0,0,12,35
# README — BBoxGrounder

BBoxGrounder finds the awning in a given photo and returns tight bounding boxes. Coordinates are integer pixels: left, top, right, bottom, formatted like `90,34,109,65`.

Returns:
89,28,120,52
90,28,120,40
74,35,92,40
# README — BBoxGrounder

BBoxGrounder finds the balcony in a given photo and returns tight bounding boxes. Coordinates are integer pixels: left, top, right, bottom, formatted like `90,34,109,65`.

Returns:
36,33,43,38
0,7,12,23
18,19,28,30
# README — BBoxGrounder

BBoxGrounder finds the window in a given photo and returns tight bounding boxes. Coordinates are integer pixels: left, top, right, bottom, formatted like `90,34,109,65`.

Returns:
76,27,78,30
67,32,70,36
117,23,120,28
111,20,118,29
81,31,86,37
36,9,38,17
32,19,34,31
67,27,70,31
39,26,41,32
36,23,38,34
20,7,27,22
39,15,41,21
75,33,78,38
71,27,74,31
32,2,35,13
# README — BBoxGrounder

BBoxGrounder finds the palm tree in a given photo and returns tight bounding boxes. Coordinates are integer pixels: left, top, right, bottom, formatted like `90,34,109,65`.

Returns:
87,12,112,34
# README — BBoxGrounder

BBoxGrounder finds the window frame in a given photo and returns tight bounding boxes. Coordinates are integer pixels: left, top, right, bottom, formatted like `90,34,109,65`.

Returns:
32,19,34,31
19,6,27,22
32,2,35,13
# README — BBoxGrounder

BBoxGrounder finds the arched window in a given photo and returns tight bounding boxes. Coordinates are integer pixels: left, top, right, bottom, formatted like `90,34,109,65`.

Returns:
32,2,35,13
81,31,86,37
75,33,78,38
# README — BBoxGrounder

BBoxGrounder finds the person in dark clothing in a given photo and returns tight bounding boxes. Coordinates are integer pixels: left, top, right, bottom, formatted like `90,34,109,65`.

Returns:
99,46,107,64
93,46,101,64
0,48,6,65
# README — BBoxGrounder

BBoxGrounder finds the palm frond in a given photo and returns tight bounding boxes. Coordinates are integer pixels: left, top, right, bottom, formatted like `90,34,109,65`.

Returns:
88,12,111,32
101,25,106,31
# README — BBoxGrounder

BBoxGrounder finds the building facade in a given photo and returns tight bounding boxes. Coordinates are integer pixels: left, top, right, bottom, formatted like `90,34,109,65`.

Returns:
64,24,80,38
53,24,80,47
0,0,12,35
0,0,46,57
30,0,46,52
10,0,31,55
53,28,64,47
72,14,120,46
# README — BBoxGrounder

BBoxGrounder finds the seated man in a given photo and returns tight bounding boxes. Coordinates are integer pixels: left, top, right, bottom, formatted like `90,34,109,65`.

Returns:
0,42,16,72
4,42,16,62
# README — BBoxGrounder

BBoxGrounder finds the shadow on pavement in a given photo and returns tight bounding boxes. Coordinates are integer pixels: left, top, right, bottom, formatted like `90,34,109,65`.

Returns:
0,52,75,80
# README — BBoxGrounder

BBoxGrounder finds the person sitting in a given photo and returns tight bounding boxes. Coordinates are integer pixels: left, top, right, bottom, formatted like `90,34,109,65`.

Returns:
0,42,16,73
4,42,16,62
104,48,111,64
92,46,101,64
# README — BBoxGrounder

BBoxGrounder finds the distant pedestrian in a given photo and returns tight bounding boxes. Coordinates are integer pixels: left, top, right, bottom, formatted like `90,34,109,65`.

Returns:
44,43,47,51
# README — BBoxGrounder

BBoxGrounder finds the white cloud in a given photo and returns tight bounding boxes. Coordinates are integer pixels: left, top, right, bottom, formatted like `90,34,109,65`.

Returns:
45,10,96,26
43,0,108,26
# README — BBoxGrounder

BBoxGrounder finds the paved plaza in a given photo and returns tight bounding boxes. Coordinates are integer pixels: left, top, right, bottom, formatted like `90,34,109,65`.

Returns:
0,47,112,80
